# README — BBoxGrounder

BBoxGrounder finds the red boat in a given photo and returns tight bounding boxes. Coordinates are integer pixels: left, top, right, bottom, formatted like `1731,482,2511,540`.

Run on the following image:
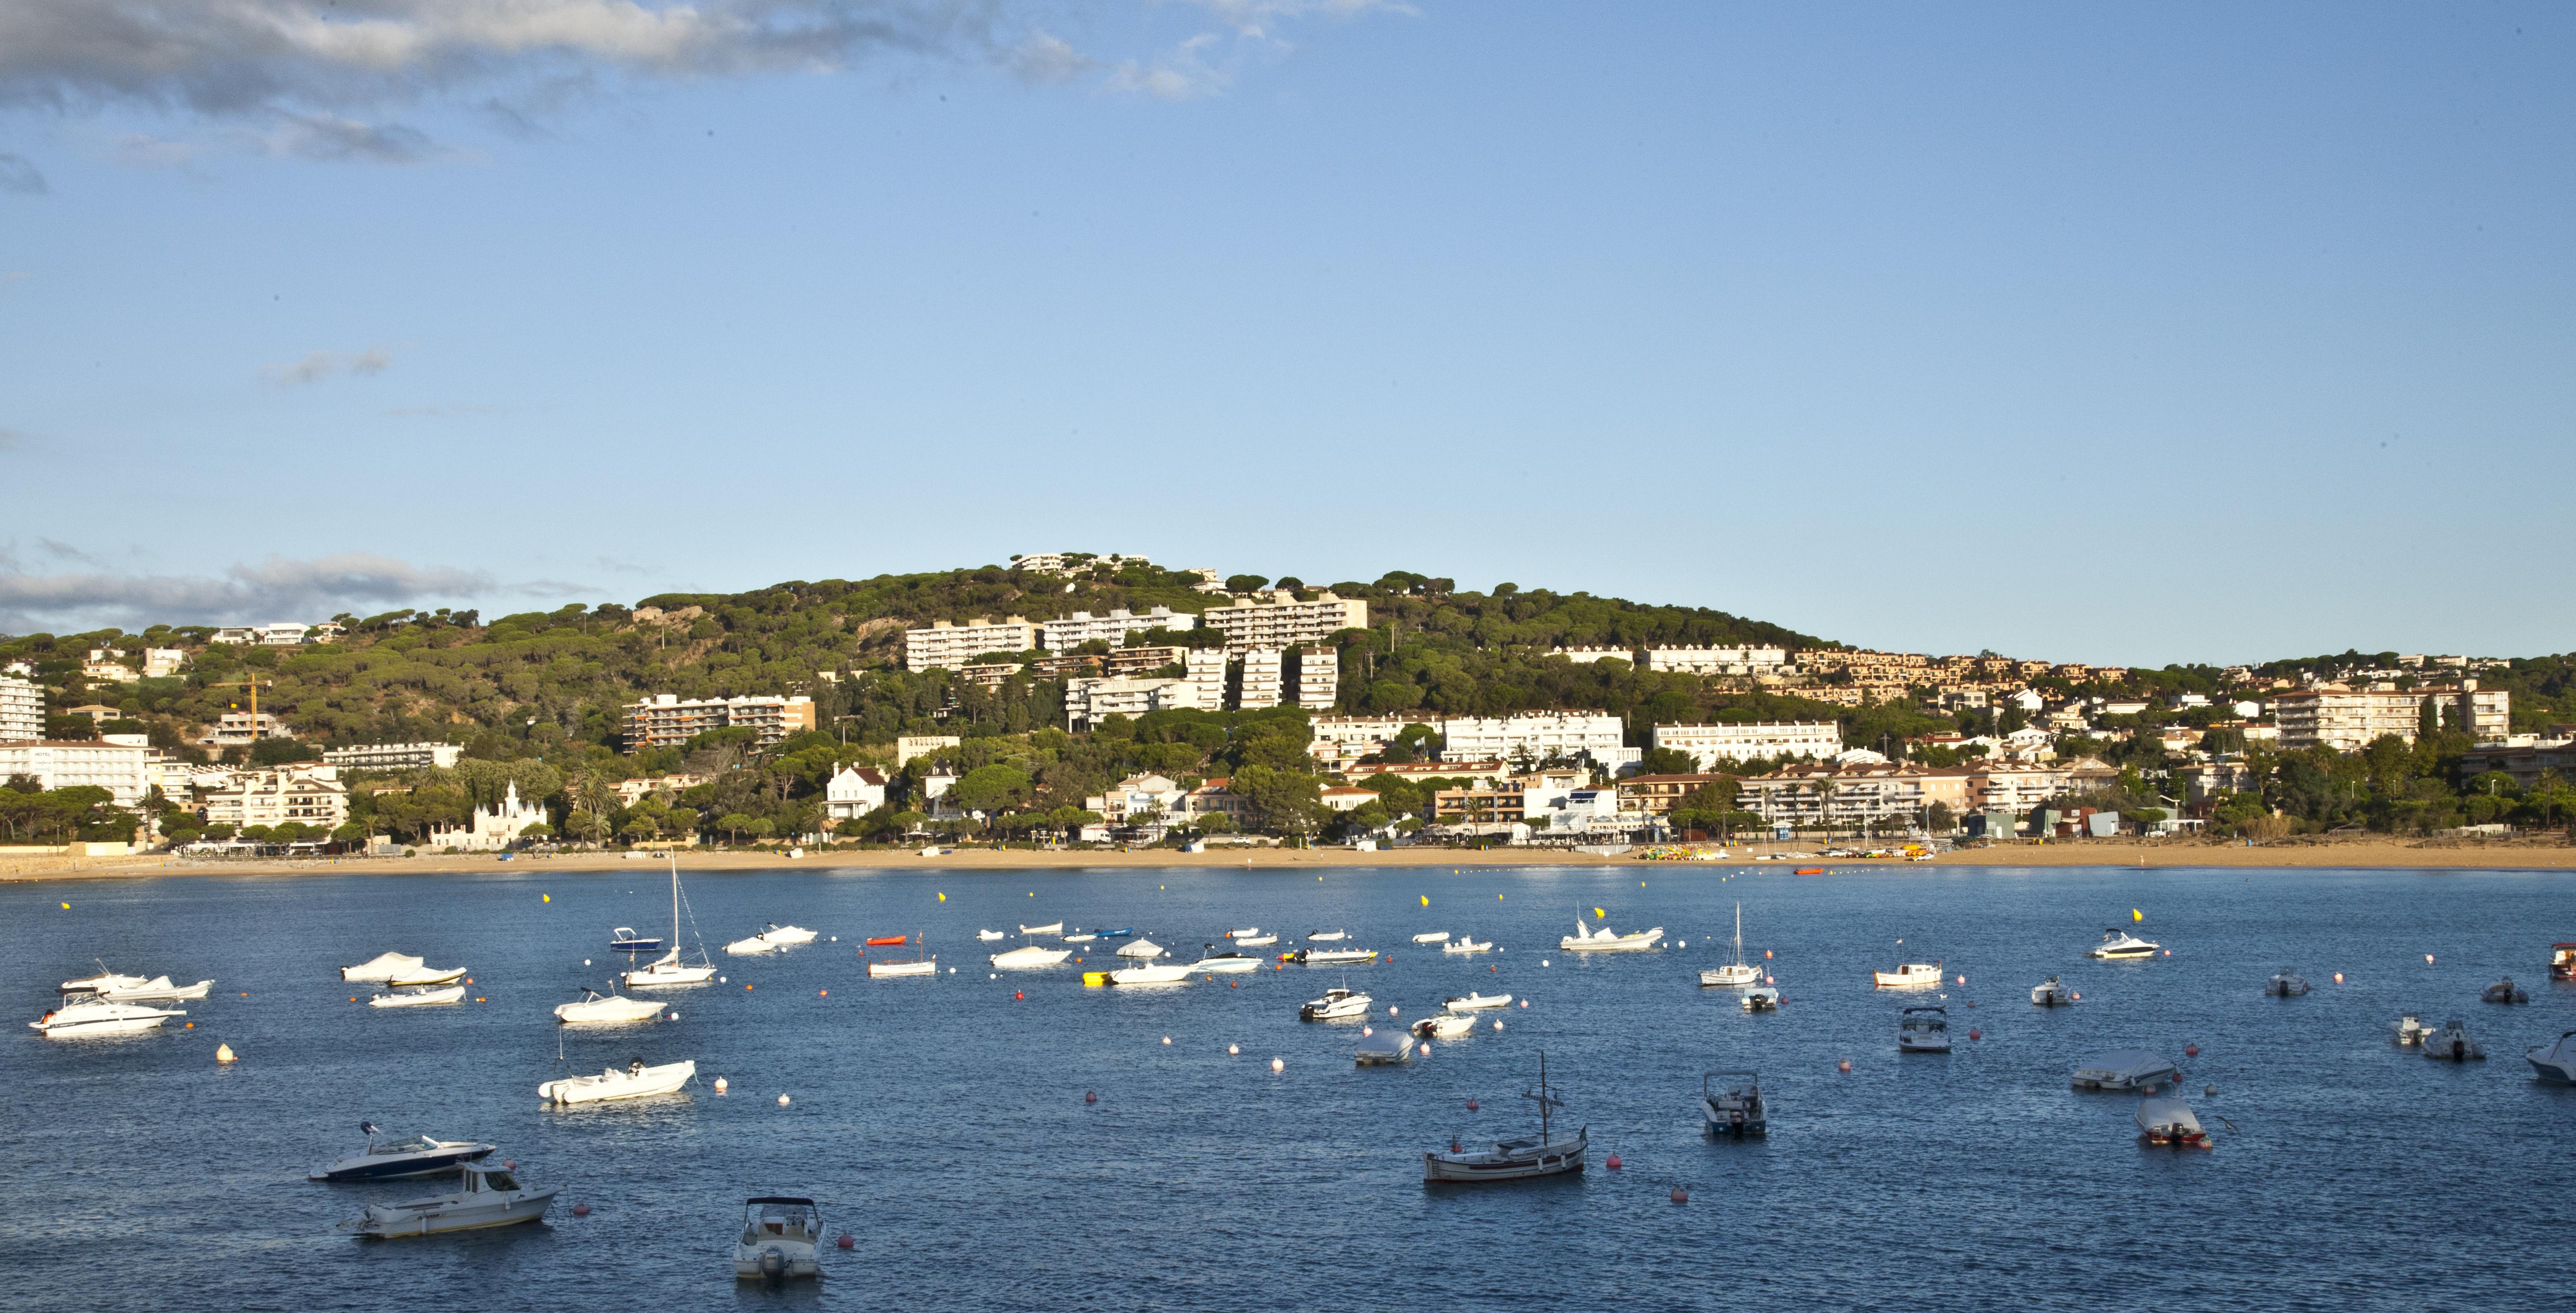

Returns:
864,935,907,947
2551,943,2576,980
1794,867,1825,876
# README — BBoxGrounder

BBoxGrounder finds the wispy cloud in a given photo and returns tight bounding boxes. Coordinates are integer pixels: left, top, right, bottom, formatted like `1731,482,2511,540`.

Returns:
593,555,654,575
266,346,392,386
0,548,594,632
0,151,44,194
1108,34,1231,102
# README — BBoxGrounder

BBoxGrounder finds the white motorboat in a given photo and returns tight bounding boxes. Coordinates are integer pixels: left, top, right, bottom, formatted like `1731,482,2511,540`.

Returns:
734,1197,824,1281
1700,902,1762,987
1292,947,1378,966
2135,1095,2210,1148
92,975,215,1002
2423,1019,2485,1062
28,999,184,1036
2090,930,2161,960
1108,961,1192,984
1115,938,1165,959
978,929,1006,942
340,952,425,982
1021,922,1064,935
990,945,1072,970
1412,931,1451,944
1561,915,1664,952
2265,968,2312,997
1898,1005,1951,1053
1355,1030,1414,1065
1444,991,1513,1012
868,958,938,978
1300,987,1372,1020
761,924,818,945
1423,1053,1587,1184
1064,933,1098,943
58,962,147,994
1742,986,1781,1012
553,987,665,1025
539,1057,697,1105
625,860,718,987
370,984,465,1008
351,1163,557,1238
1411,1012,1479,1039
725,934,783,955
2032,976,2074,1007
1189,950,1265,974
2394,1015,2438,1045
1308,930,1348,942
1701,1070,1767,1137
2526,1032,2576,1083
1873,960,1943,989
386,966,466,989
2071,1050,2180,1091
2483,977,2531,1005
1225,927,1261,939
310,1125,495,1181
1443,938,1494,956
1233,933,1279,947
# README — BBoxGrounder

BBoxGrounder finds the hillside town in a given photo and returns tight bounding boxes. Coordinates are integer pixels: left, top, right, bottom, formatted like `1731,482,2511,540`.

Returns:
1,553,2569,858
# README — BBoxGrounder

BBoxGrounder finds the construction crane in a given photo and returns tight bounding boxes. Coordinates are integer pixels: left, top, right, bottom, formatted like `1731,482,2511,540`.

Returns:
202,678,275,750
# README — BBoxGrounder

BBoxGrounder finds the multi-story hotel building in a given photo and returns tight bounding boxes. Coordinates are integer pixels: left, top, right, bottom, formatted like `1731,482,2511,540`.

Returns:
1202,592,1367,654
2275,682,2511,751
1651,721,1841,769
0,740,151,808
322,741,465,771
903,617,1040,673
1640,647,1792,676
621,694,817,752
199,763,350,831
0,675,41,742
1040,607,1197,650
1436,711,1635,769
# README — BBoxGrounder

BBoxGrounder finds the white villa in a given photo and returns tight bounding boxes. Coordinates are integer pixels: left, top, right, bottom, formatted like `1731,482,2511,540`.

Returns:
430,780,549,851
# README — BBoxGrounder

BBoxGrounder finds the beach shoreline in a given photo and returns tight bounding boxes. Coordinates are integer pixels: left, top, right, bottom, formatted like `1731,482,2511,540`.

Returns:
6,835,2571,880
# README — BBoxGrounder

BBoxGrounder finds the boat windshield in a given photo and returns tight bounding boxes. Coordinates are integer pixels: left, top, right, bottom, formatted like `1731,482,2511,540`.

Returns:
480,1170,521,1192
750,1203,817,1234
377,1136,441,1154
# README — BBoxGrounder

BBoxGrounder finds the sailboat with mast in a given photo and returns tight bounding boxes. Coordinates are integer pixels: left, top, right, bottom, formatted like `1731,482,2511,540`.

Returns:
1700,902,1763,988
623,858,717,989
1422,1052,1589,1184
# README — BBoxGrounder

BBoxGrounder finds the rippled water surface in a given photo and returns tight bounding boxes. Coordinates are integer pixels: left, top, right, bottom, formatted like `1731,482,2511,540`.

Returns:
6,862,2575,1312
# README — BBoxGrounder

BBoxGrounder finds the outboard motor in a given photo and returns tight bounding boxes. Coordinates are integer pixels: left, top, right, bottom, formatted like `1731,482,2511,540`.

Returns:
760,1245,787,1285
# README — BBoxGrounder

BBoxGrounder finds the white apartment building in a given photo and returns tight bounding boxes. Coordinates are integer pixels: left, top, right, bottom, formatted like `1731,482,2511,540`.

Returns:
1238,649,1285,710
0,740,151,808
905,617,1040,672
616,772,713,804
0,675,40,742
1009,552,1152,576
1652,721,1842,770
895,735,962,767
1641,647,1791,676
1064,677,1206,731
322,741,465,771
1040,607,1198,650
210,627,259,645
200,712,289,746
257,622,312,646
199,763,348,831
144,648,186,678
621,694,817,752
1292,647,1339,712
1186,648,1228,711
1734,761,1971,829
1437,711,1637,769
2275,682,2512,751
1084,772,1189,826
1310,715,1417,755
1550,647,1636,664
1966,759,2120,814
82,650,140,684
1202,592,1368,654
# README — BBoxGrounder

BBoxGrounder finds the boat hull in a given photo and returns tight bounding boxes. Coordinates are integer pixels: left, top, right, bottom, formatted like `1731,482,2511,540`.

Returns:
624,963,716,988
868,961,937,978
386,968,467,988
1443,941,1493,955
341,954,426,982
1190,957,1263,974
990,948,1072,969
1423,1138,1587,1184
734,1244,822,1280
540,1059,696,1105
554,998,664,1025
1444,993,1512,1012
311,1145,495,1182
371,985,465,1008
1700,1098,1766,1137
1699,967,1761,987
356,1189,558,1238
1560,929,1664,952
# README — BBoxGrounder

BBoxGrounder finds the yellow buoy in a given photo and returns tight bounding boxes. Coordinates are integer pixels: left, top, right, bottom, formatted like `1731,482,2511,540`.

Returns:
2132,908,2142,922
1420,896,1429,906
937,892,946,901
542,894,551,903
1594,907,1605,919
60,902,69,910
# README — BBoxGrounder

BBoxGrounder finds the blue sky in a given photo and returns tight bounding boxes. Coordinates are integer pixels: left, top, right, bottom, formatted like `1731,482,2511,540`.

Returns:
1,2,2568,666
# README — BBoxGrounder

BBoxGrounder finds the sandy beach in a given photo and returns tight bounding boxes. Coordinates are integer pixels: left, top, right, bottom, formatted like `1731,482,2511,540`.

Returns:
7,835,2571,880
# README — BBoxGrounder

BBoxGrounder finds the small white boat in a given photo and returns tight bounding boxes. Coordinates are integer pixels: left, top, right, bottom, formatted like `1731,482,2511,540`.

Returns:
92,975,215,1002
2265,968,2312,997
351,1163,557,1238
1355,1030,1414,1065
1308,930,1348,942
1063,933,1097,943
2071,1050,2180,1091
2135,1095,2210,1148
28,999,184,1036
977,929,1006,942
1300,987,1372,1020
761,924,818,945
386,966,466,989
539,1057,697,1105
2423,1019,2485,1062
1444,991,1513,1012
1443,939,1494,956
1742,986,1781,1012
1115,938,1165,960
370,985,465,1008
2031,976,2074,1007
1294,947,1378,966
2526,1031,2576,1083
724,934,783,955
1423,1054,1586,1184
1412,931,1451,944
58,963,147,994
553,987,665,1025
1561,915,1664,952
1701,902,1761,986
1701,1070,1767,1137
1021,922,1064,935
2090,930,2161,961
1233,933,1279,947
990,945,1072,970
1189,950,1265,974
734,1197,824,1282
1109,961,1193,984
1411,1012,1479,1039
868,958,938,978
1898,1005,1951,1054
310,1125,494,1182
1226,927,1261,939
340,952,426,982
2483,977,2531,1005
625,949,718,988
1873,961,1942,988
2394,1015,2438,1045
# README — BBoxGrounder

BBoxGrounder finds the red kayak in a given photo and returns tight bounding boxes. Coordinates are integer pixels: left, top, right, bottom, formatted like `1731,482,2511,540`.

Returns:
864,935,907,947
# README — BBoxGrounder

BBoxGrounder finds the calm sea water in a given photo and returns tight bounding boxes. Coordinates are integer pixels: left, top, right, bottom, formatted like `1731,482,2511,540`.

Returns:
5,862,2572,1312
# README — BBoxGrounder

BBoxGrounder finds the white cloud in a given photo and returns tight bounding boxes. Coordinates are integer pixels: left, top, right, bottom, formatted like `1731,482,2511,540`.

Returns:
1108,34,1230,102
265,346,394,386
0,549,594,632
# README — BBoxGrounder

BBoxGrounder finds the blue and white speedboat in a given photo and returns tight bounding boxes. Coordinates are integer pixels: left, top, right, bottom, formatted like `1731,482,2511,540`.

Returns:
309,1123,496,1182
609,927,663,954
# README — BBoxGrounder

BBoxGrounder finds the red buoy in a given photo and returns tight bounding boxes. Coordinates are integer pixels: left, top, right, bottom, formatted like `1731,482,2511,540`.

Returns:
836,1232,855,1249
1467,1098,1479,1111
2185,1043,2199,1057
1838,1059,1852,1073
1606,1154,1623,1170
1968,1028,1981,1040
572,1202,590,1217
1084,1091,1097,1104
1013,991,1023,1000
1671,1186,1689,1204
